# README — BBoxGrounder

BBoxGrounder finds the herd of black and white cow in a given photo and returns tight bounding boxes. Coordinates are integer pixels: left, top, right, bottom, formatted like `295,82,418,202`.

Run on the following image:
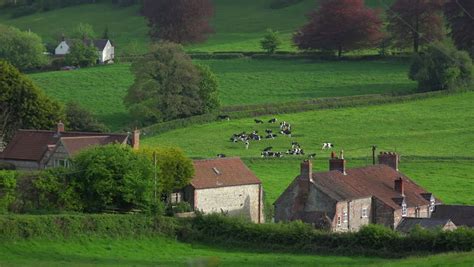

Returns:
218,116,334,159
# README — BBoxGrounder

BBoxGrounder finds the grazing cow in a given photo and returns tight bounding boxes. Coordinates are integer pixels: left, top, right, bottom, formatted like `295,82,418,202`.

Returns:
265,129,273,134
263,146,273,152
217,154,226,158
218,115,230,121
308,153,317,159
291,141,300,149
254,119,264,124
280,129,292,137
322,143,334,150
265,134,277,139
280,121,291,131
286,148,304,155
261,151,283,158
268,118,278,123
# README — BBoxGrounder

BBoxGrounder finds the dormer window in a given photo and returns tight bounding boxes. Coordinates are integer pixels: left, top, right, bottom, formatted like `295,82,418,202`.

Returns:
343,211,348,223
401,202,407,217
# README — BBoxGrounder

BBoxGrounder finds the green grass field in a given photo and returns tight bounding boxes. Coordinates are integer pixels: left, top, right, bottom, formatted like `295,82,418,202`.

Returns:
0,0,393,54
29,59,414,130
143,91,474,205
0,237,473,266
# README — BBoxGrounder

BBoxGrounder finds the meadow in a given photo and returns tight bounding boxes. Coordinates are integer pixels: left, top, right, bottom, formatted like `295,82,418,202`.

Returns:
0,0,393,54
143,91,474,205
29,59,414,130
0,237,473,267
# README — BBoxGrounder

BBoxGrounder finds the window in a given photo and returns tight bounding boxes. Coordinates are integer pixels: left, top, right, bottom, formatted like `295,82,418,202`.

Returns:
170,192,182,204
429,196,435,213
54,159,69,168
401,203,407,217
343,211,348,223
362,208,368,218
337,216,341,226
415,207,420,218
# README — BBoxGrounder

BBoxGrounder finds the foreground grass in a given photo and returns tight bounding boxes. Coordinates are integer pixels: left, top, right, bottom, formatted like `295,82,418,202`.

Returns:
30,59,413,129
0,237,472,267
143,92,474,205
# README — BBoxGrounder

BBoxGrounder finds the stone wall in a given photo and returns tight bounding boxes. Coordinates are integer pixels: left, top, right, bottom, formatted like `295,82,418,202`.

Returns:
195,184,264,223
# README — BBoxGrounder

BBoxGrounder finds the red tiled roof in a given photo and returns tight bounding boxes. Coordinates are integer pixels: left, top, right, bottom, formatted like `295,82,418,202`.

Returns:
61,136,126,156
1,130,128,162
312,165,434,209
191,158,261,189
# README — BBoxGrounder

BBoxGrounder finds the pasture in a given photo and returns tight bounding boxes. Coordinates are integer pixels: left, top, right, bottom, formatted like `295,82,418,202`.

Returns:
0,0,393,54
143,91,474,205
29,59,414,130
0,237,473,266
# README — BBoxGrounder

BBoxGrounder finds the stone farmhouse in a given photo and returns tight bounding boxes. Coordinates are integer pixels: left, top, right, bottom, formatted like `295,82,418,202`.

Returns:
274,152,441,232
55,38,115,64
173,157,264,223
0,122,139,170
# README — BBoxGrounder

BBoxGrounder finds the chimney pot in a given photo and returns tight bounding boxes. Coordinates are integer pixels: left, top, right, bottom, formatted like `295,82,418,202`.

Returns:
378,151,399,171
329,152,346,175
57,121,65,134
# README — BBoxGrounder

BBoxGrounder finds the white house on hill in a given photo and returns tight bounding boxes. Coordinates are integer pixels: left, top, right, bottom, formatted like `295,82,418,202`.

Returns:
54,39,115,64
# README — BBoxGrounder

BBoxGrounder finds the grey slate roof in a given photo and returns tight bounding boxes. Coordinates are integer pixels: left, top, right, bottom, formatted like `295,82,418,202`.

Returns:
396,218,454,233
431,205,474,227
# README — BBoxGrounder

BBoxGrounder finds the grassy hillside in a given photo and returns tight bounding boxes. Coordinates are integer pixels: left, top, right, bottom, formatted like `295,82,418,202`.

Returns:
0,0,393,54
30,59,414,130
0,237,473,266
143,92,474,204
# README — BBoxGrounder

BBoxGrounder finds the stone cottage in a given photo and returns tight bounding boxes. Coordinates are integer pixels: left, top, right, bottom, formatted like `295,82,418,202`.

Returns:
0,122,139,170
274,152,440,232
177,157,264,223
55,39,115,64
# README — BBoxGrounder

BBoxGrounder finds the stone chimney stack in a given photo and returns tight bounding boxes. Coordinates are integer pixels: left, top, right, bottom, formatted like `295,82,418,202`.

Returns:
378,152,399,171
132,129,140,150
57,121,65,135
329,151,346,175
394,177,405,196
300,160,313,182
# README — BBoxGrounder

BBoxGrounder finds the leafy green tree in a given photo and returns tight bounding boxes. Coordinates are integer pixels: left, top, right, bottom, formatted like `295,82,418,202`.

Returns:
0,24,47,70
102,25,110,39
0,60,65,145
64,40,97,67
71,23,96,40
124,42,220,125
73,145,154,212
66,102,109,132
139,147,194,197
196,64,220,113
34,168,83,212
0,170,17,214
260,29,282,54
409,43,473,91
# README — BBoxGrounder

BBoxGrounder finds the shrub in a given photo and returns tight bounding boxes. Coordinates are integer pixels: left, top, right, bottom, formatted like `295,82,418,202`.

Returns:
409,43,473,91
0,171,17,214
269,0,303,9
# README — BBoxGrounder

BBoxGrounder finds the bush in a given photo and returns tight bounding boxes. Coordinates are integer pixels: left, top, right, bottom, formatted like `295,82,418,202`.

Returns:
10,5,38,18
409,43,473,91
269,0,303,9
0,171,17,214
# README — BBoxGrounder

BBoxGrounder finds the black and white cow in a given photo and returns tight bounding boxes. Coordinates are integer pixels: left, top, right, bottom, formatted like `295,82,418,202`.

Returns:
280,129,292,137
254,119,264,124
268,118,278,123
261,151,283,158
265,133,277,139
322,143,334,150
217,154,226,158
217,115,230,121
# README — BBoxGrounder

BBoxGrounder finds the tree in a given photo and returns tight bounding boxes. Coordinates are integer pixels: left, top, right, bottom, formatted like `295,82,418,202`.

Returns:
73,145,154,212
195,64,220,113
0,60,65,145
139,147,194,199
409,43,473,91
387,0,444,53
102,25,110,39
64,40,97,67
65,102,109,132
71,23,96,40
124,42,220,125
444,0,474,57
260,29,282,54
293,0,383,57
143,0,214,44
0,24,47,70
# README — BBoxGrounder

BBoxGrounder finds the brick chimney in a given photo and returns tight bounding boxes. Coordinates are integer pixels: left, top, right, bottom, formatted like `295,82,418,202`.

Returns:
57,121,65,134
300,160,313,182
329,151,346,175
378,152,399,171
394,177,404,196
132,129,140,150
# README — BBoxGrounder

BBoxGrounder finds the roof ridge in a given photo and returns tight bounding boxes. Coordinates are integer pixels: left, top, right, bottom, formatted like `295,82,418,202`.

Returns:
193,157,242,162
60,136,110,140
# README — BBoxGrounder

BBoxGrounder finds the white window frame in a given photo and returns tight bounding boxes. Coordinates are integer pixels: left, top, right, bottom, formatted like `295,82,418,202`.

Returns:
337,216,341,226
362,208,368,218
401,203,407,217
54,159,69,168
343,211,348,223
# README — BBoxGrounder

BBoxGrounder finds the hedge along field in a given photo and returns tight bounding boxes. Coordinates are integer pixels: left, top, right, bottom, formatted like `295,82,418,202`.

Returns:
29,58,414,130
0,0,393,54
143,92,474,205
